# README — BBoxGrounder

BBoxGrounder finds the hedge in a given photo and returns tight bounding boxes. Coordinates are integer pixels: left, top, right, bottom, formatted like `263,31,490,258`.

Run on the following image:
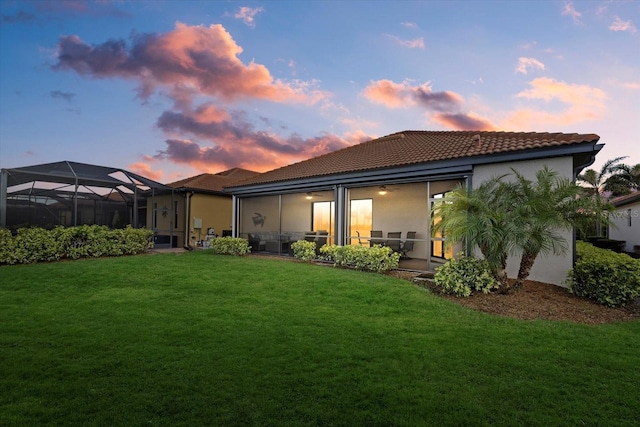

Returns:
319,244,400,273
0,225,153,265
568,241,640,307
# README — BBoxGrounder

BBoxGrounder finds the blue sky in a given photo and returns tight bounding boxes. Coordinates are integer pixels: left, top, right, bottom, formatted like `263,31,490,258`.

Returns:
1,0,638,183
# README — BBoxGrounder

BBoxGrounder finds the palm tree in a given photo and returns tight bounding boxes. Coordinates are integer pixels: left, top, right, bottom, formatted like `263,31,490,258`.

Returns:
431,176,516,288
433,167,611,292
508,167,583,289
604,162,640,196
577,156,627,236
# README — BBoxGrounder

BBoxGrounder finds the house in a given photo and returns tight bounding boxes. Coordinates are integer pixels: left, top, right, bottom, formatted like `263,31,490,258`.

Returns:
608,191,640,256
225,130,603,286
147,168,259,248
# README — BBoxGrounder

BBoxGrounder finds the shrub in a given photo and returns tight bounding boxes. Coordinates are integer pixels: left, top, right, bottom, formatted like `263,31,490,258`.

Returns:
319,244,400,273
0,225,153,265
567,241,640,307
209,237,251,256
291,240,317,262
0,228,16,264
434,254,500,297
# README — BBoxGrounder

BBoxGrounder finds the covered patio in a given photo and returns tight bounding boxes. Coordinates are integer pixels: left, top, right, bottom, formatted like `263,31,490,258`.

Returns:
234,179,466,271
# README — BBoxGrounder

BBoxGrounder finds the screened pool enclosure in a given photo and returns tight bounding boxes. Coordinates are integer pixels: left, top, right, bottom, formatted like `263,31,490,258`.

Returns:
0,161,172,232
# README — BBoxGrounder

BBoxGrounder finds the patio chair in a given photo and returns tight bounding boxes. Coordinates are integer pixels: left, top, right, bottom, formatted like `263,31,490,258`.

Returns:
356,231,363,246
370,230,383,247
400,231,416,259
303,231,316,242
315,230,329,254
247,233,265,252
386,232,402,253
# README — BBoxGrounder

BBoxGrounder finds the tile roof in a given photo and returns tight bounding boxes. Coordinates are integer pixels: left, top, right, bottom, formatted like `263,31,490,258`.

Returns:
611,191,640,207
232,130,600,187
168,167,260,192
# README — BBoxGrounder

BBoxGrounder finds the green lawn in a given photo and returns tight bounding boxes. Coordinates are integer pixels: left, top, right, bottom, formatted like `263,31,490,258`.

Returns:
1,251,639,426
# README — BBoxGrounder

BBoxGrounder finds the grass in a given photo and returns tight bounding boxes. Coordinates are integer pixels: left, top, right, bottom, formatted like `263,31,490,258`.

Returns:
1,251,639,426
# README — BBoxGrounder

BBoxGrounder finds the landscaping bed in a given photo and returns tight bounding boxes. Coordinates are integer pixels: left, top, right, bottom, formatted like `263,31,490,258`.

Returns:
399,271,640,325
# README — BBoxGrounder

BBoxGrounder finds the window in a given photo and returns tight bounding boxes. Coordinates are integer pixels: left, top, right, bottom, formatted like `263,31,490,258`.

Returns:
349,199,372,245
431,193,453,259
312,201,334,234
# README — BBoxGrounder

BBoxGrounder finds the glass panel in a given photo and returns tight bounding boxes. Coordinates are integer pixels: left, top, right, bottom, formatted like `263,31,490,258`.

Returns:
312,201,334,245
349,199,372,245
431,193,452,260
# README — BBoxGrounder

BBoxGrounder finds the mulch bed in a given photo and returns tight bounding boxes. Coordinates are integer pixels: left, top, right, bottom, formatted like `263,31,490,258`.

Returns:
391,270,640,325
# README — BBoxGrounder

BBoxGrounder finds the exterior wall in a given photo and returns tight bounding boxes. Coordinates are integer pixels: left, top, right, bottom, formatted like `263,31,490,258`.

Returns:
609,200,640,253
146,192,233,247
472,156,575,286
188,193,232,243
146,194,184,247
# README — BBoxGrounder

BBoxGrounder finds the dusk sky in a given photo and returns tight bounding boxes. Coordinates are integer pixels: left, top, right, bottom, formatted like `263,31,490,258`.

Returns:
1,0,638,183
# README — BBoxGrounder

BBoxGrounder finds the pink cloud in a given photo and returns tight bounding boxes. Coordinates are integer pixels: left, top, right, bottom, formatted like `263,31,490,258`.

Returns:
516,77,606,108
503,77,607,128
234,6,264,27
432,113,496,131
385,34,424,49
515,57,545,75
363,79,462,110
128,161,164,181
364,79,494,130
153,107,369,172
54,22,324,105
609,16,637,33
562,1,582,24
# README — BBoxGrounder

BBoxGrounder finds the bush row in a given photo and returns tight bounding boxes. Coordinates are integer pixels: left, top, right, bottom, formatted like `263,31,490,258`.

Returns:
0,225,153,265
318,244,400,273
433,254,500,297
568,241,640,307
209,237,251,256
291,241,401,273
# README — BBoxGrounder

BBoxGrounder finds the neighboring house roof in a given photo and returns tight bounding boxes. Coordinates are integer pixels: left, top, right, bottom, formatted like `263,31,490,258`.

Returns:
230,130,600,188
168,168,260,193
611,191,640,207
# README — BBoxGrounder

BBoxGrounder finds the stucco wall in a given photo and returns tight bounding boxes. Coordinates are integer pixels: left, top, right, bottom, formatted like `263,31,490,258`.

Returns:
472,156,575,286
189,193,232,240
147,194,184,247
609,200,640,253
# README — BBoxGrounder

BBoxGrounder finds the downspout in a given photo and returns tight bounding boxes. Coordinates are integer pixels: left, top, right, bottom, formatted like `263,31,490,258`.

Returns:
426,181,431,272
170,189,175,247
185,191,194,248
231,195,238,237
465,175,473,256
0,169,7,228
